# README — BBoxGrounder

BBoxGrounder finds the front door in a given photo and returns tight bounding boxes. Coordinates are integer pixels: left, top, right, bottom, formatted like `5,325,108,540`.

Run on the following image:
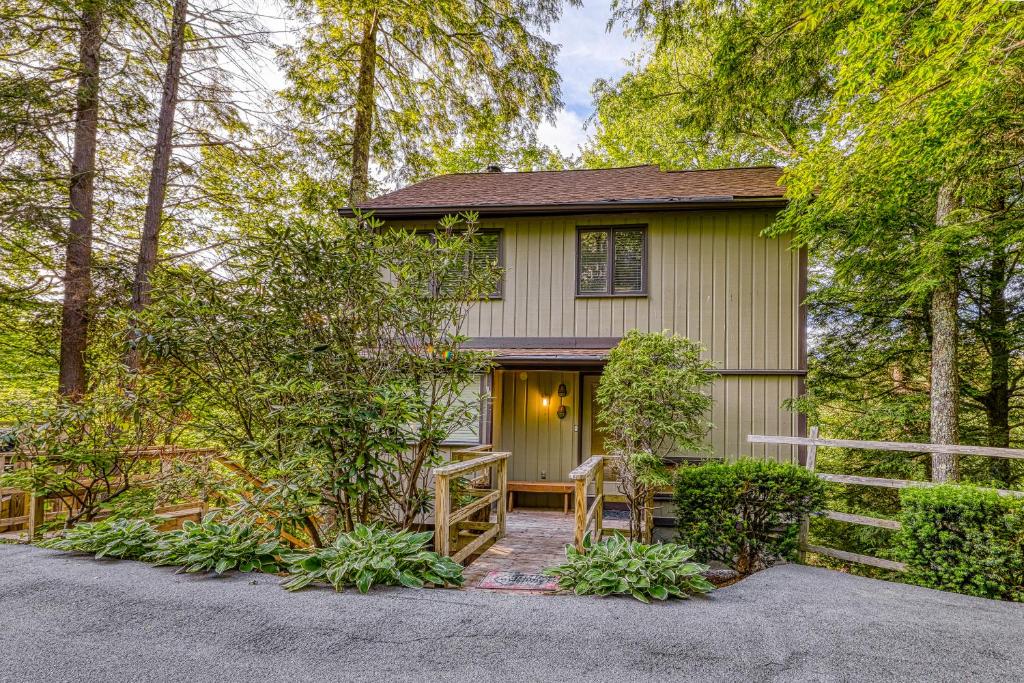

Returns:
494,370,579,484
581,374,609,459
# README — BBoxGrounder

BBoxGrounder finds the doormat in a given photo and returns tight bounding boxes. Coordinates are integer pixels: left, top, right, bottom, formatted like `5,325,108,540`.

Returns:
478,571,560,591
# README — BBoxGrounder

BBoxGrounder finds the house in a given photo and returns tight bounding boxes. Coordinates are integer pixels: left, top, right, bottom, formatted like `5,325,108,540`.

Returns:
343,164,805,510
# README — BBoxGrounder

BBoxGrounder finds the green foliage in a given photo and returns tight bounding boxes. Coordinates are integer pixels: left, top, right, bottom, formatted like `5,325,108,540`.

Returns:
143,213,498,536
895,485,1024,601
602,0,1024,572
596,331,715,538
585,46,782,169
38,518,161,560
0,374,186,524
145,518,287,575
281,524,463,593
544,533,714,603
598,331,715,455
674,459,826,575
281,0,575,196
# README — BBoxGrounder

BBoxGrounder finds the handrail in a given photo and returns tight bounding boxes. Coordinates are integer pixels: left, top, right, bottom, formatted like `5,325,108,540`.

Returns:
571,456,604,552
434,449,509,563
434,451,509,477
2,447,219,540
569,455,603,481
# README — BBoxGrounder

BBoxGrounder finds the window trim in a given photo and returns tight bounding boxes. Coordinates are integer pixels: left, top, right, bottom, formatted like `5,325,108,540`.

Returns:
418,227,504,300
575,224,648,298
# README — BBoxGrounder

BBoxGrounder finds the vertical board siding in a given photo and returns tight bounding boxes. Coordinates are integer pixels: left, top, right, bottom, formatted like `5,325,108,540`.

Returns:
578,374,802,464
496,370,579,482
706,375,800,463
397,209,798,370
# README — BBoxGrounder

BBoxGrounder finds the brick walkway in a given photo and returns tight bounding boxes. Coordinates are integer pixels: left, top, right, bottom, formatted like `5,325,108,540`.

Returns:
462,509,628,587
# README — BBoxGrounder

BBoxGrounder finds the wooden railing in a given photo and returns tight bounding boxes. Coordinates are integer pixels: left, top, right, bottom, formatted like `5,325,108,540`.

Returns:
748,428,1024,572
569,455,605,552
433,448,509,564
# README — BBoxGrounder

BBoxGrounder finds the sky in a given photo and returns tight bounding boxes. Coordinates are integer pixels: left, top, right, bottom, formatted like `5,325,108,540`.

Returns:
536,2,641,156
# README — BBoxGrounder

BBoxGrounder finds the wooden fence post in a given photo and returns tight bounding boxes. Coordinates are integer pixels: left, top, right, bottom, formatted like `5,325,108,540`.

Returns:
574,477,586,552
643,490,654,544
799,425,819,562
495,457,507,539
594,458,604,542
434,472,450,557
27,493,44,541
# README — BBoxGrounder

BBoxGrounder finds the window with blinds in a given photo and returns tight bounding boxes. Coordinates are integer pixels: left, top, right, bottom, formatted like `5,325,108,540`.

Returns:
433,230,503,298
470,231,502,298
576,226,646,295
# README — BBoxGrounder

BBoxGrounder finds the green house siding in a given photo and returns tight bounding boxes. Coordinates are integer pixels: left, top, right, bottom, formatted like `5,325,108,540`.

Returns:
390,207,803,467
457,209,800,373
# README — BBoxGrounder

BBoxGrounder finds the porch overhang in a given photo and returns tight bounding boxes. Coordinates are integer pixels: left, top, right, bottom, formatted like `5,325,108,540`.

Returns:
486,348,610,367
461,337,614,367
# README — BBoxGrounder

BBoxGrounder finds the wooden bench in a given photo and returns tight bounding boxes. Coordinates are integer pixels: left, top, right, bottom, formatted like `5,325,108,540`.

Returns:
507,481,574,514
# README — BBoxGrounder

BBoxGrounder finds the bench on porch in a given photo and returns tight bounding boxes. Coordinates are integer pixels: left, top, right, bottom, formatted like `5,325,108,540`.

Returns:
506,481,574,515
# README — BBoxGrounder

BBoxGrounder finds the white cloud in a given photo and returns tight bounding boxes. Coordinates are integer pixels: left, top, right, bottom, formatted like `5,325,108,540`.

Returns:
537,109,591,156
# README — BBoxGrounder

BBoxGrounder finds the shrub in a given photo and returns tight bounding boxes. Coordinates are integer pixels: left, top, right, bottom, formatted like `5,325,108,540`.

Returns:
145,517,287,574
282,524,464,593
895,485,1024,601
39,518,160,560
596,331,716,539
543,533,714,603
674,459,826,574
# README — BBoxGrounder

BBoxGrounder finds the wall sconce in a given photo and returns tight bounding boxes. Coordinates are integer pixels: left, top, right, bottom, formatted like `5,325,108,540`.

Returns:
556,382,569,419
541,396,550,408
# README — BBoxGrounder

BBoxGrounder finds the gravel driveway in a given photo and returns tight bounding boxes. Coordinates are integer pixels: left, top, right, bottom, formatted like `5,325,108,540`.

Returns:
1,543,1021,682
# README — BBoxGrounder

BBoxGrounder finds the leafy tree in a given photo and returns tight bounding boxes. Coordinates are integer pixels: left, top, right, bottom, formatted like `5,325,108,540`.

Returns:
281,0,577,202
595,330,715,539
143,213,500,542
604,0,1024,485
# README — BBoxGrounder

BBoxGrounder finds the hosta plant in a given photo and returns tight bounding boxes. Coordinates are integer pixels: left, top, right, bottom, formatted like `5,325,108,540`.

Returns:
544,533,714,603
39,518,160,560
145,517,286,574
282,524,464,593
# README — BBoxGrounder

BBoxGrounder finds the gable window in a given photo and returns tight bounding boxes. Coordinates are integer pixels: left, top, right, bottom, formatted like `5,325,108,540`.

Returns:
576,226,647,296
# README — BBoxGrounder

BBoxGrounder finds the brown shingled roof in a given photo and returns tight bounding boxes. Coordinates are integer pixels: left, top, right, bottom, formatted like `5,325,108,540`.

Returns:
347,165,785,217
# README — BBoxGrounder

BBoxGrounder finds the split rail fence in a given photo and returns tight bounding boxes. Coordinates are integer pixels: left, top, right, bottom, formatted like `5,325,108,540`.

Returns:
0,446,218,539
749,428,1024,572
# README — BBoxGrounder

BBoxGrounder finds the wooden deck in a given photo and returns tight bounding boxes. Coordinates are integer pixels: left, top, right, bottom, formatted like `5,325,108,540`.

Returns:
462,508,628,587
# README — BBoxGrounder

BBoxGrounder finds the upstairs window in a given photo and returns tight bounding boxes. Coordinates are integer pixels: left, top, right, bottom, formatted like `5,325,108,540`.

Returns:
576,226,647,296
430,229,503,299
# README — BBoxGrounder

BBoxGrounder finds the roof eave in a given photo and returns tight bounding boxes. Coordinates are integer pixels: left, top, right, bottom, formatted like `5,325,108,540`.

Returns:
336,196,788,219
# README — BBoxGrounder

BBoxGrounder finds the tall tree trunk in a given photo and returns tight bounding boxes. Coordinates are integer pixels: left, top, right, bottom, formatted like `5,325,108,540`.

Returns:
348,12,378,204
58,1,103,398
127,0,188,370
930,184,959,482
130,0,187,315
985,238,1012,485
